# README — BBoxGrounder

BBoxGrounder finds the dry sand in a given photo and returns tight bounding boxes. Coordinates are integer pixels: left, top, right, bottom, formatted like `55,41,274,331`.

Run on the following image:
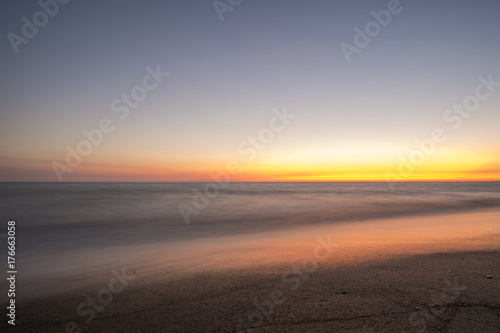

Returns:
2,250,499,333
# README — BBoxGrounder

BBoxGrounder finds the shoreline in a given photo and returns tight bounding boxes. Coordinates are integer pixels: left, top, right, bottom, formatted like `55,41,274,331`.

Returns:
3,249,499,332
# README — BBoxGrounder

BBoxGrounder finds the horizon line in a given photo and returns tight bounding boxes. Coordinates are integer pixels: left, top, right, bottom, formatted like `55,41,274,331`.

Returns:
1,180,499,183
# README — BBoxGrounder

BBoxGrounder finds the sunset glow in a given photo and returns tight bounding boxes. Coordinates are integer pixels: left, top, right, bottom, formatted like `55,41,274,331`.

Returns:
1,1,499,183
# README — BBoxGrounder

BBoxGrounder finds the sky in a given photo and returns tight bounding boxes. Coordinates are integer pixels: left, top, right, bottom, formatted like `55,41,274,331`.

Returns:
0,0,499,182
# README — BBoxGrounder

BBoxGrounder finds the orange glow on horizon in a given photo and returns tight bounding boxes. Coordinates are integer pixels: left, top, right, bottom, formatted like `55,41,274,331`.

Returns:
47,156,500,182
4,147,499,182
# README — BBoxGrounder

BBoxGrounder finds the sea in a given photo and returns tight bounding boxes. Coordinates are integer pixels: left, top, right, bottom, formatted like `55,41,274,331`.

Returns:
1,182,500,297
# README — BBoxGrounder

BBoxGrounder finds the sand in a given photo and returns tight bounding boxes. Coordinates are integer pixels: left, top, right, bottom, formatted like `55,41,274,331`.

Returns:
2,250,499,333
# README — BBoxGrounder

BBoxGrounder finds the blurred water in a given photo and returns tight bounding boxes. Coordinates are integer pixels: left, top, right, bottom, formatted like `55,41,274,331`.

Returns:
2,182,500,297
1,182,500,253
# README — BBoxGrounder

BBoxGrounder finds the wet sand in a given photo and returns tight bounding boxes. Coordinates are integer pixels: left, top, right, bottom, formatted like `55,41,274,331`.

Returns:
2,210,500,332
2,249,499,333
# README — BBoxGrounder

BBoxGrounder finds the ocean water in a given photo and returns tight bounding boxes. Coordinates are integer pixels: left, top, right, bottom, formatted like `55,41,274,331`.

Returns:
2,182,500,250
1,182,500,296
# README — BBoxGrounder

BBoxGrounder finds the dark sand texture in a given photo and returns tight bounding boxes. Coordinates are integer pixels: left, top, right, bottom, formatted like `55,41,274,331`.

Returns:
2,250,499,332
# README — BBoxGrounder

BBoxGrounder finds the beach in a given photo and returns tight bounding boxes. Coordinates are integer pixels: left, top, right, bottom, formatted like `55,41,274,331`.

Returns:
2,250,499,332
1,183,499,332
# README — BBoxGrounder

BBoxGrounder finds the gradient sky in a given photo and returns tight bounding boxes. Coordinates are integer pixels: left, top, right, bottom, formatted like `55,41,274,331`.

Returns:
1,0,499,181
